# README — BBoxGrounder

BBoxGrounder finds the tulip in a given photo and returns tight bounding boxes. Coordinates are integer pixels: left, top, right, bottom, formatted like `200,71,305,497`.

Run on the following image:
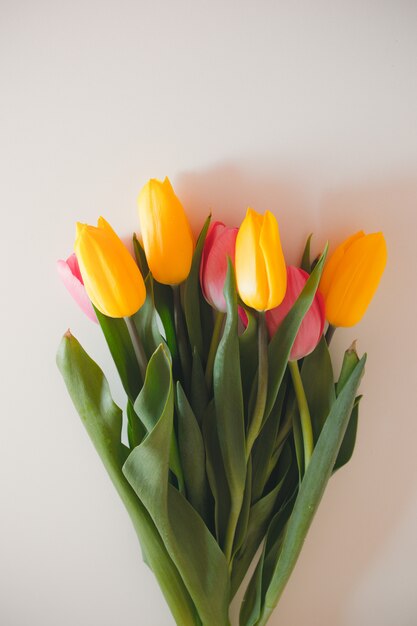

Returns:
235,208,287,311
200,221,238,312
75,217,146,318
137,177,194,285
266,266,325,360
320,230,387,327
57,253,97,323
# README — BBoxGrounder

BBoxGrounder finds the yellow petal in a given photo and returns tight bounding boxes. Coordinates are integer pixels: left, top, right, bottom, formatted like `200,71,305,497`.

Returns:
320,231,365,299
235,208,269,310
137,177,194,284
75,217,146,318
259,211,287,310
323,232,387,326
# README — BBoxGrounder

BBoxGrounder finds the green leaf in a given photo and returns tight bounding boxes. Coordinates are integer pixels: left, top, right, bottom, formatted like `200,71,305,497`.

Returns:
56,332,198,626
200,289,215,359
265,245,328,420
132,274,163,360
190,348,209,427
300,233,313,272
126,399,146,449
251,354,366,626
232,444,293,598
336,341,360,395
213,261,247,560
153,280,180,376
239,493,296,626
334,397,361,471
94,306,142,401
251,374,288,503
133,343,184,491
184,215,211,364
233,458,252,557
301,336,336,441
334,343,361,471
123,345,230,626
133,233,149,277
239,309,258,421
202,400,230,546
176,382,209,522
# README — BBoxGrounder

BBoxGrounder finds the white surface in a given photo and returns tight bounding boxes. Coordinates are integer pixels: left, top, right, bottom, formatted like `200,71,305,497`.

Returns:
1,1,417,625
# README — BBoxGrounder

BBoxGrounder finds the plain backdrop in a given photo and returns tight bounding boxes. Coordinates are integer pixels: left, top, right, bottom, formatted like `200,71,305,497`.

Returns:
1,1,417,625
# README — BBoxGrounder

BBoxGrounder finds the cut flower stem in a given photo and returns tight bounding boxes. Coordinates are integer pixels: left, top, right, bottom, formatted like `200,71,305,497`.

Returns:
124,316,148,381
246,312,268,459
205,311,225,390
289,359,313,471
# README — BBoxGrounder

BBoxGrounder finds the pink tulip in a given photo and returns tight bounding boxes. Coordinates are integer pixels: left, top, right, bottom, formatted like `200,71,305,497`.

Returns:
57,253,98,323
266,266,325,360
200,221,238,312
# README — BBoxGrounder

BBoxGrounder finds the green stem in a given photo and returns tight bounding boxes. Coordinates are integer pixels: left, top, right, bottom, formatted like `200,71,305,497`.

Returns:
325,323,336,344
124,316,148,382
289,360,313,471
172,285,191,385
246,312,268,460
205,311,225,390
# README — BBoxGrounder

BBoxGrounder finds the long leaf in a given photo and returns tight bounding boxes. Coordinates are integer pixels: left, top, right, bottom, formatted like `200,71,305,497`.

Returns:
251,375,288,502
94,307,142,401
202,400,230,547
334,343,361,471
123,345,230,626
265,245,328,419
253,354,366,625
176,382,209,522
56,332,198,626
213,261,246,560
301,336,335,441
133,274,163,360
231,444,293,598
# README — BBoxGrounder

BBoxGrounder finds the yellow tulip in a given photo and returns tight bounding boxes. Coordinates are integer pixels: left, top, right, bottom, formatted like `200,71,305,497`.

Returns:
75,217,146,318
137,177,194,284
320,230,387,327
235,208,287,311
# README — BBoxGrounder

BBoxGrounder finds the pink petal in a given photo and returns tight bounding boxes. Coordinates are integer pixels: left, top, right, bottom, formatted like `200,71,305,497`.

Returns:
201,224,238,312
266,266,325,360
65,252,84,283
200,222,226,293
57,258,98,323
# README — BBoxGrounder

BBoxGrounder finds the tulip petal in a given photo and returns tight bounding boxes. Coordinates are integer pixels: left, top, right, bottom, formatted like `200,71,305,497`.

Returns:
260,211,287,310
201,222,238,312
235,208,269,311
266,266,325,360
137,177,194,285
75,217,146,318
324,232,387,327
57,257,98,323
320,231,365,299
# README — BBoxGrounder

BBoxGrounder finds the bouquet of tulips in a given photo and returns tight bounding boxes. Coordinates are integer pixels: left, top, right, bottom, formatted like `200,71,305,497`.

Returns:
57,177,386,626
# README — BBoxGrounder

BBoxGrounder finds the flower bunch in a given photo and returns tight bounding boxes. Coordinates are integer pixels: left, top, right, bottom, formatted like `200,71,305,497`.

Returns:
57,177,386,626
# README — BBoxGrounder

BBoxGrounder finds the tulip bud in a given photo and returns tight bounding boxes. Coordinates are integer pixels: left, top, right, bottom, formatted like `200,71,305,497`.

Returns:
320,230,387,327
235,208,287,311
200,221,238,312
75,217,146,318
137,177,194,285
57,253,97,323
266,266,325,360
